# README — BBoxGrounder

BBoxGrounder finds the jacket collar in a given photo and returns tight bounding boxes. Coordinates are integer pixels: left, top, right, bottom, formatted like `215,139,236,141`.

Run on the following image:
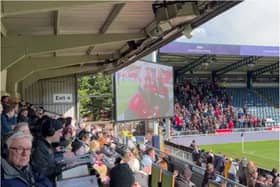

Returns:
1,158,35,186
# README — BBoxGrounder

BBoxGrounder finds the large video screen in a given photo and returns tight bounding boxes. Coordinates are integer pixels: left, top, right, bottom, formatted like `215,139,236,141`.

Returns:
115,60,174,121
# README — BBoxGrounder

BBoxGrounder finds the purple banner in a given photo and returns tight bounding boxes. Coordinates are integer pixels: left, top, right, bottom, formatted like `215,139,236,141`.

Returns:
160,42,280,57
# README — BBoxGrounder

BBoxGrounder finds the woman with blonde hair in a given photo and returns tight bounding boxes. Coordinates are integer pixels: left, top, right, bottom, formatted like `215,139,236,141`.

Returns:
122,149,140,172
90,140,100,152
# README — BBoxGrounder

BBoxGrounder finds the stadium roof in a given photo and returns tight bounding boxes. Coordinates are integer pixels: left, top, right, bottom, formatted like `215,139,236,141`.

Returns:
159,42,279,77
1,1,241,94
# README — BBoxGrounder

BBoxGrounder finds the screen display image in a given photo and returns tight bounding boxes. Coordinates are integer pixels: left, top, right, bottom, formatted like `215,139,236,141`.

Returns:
115,60,174,121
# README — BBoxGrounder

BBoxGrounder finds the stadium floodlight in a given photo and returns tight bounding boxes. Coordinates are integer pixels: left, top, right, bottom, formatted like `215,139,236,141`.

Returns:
153,2,200,23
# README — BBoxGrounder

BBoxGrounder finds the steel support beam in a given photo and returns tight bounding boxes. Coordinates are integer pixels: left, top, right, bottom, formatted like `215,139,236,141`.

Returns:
1,33,145,70
177,55,215,75
54,10,60,35
99,3,125,33
214,56,262,76
1,22,7,36
21,66,101,90
6,55,112,94
1,1,114,17
252,62,279,77
21,62,115,90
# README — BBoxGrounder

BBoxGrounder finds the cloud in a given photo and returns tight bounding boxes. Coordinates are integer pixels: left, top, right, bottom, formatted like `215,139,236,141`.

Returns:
175,0,279,47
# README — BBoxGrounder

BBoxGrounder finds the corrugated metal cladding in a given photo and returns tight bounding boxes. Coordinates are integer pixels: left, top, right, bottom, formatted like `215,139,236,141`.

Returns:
24,76,77,119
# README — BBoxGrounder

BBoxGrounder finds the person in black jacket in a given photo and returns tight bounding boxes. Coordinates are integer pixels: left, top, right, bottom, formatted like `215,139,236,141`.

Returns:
202,163,220,187
110,163,137,187
31,117,64,182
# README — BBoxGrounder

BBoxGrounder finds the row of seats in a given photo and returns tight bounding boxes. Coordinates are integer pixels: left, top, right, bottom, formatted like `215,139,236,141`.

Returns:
151,164,175,187
226,88,280,125
255,87,279,107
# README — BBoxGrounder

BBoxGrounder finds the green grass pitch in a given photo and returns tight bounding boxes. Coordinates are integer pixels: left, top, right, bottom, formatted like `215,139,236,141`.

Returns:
116,80,139,115
200,140,279,170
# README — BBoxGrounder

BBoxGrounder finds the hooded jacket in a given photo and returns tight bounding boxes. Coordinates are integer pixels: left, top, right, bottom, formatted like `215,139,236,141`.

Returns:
1,158,52,187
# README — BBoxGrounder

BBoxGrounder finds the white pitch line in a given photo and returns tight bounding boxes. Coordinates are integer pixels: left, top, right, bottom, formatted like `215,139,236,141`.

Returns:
243,151,279,162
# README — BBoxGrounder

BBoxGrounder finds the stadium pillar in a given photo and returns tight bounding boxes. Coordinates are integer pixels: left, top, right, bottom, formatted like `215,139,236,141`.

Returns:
247,71,252,89
1,69,7,96
142,50,158,63
166,118,171,140
211,71,216,82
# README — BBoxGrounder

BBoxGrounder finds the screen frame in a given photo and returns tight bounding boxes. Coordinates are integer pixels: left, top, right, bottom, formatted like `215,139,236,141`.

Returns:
114,59,175,122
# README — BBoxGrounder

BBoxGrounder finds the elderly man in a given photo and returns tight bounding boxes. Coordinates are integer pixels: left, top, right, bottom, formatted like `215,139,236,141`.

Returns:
1,132,52,187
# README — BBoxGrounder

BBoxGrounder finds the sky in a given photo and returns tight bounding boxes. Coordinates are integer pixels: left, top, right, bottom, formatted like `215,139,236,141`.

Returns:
176,0,279,47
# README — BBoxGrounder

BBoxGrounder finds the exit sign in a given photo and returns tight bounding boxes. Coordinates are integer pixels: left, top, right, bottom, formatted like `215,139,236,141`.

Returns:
53,94,73,103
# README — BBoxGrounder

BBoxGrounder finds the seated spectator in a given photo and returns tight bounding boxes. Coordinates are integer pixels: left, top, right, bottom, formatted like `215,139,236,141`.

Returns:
17,108,29,123
1,95,10,105
223,157,231,178
60,125,75,151
31,118,64,182
271,168,279,183
273,176,279,187
1,132,52,187
228,158,238,183
90,140,101,152
97,132,107,147
265,174,273,186
245,160,258,187
255,175,266,187
93,152,108,184
13,122,31,135
1,104,17,136
157,159,168,171
140,147,155,175
101,136,116,157
214,154,225,175
110,161,138,187
156,153,168,171
238,158,248,185
202,163,220,187
123,149,140,172
175,165,195,187
70,131,90,156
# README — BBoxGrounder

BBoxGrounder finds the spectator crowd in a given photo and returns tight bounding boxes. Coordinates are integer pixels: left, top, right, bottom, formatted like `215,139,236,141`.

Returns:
1,79,278,187
0,95,196,187
172,80,266,134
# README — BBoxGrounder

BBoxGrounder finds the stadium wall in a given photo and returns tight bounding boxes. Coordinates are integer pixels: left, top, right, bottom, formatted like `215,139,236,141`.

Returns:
23,76,77,119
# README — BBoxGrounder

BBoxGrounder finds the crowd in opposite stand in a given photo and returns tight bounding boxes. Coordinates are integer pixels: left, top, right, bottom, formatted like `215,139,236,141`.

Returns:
172,80,266,133
189,140,279,187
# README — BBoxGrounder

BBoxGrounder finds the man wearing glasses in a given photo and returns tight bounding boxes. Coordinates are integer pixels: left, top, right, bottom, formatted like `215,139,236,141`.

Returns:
1,132,52,187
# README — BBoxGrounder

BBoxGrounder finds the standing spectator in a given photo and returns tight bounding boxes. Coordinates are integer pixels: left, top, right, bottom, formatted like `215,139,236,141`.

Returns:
1,104,17,136
31,118,64,182
17,108,29,123
140,147,155,175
